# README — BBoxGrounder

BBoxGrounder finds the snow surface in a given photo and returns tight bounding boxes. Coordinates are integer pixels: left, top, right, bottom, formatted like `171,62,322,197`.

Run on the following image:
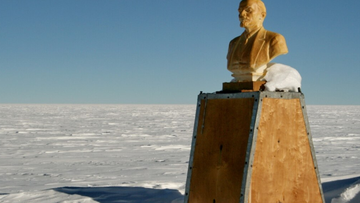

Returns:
0,104,359,203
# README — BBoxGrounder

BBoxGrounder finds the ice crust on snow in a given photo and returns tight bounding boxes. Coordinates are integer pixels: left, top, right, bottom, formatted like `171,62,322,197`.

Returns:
261,63,302,92
331,183,360,203
323,175,360,203
0,104,359,203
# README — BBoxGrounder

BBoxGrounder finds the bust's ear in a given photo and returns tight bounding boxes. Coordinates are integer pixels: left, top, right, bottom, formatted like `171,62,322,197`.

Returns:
262,12,266,19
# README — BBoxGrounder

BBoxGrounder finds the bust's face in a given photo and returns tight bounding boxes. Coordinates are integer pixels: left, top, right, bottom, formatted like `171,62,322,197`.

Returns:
238,1,264,30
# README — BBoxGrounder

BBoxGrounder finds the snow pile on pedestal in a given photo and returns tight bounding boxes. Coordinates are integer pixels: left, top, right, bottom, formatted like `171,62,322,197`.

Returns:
262,63,302,92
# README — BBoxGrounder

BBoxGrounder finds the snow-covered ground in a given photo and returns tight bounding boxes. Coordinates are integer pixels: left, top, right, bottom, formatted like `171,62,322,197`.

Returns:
0,104,359,203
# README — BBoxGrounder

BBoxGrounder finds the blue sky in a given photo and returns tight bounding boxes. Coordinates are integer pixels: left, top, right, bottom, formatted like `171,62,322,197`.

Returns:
1,0,359,104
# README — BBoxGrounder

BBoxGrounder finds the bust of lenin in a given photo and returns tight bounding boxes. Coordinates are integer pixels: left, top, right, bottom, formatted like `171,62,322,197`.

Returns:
227,0,288,82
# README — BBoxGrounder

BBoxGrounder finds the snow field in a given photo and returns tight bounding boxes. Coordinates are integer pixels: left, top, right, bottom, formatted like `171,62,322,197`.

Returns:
0,104,359,202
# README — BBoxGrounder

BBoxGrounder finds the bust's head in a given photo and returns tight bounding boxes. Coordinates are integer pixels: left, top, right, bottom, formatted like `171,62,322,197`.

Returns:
238,0,266,31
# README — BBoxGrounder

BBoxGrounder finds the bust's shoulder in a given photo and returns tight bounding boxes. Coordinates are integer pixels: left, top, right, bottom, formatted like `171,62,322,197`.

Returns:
263,28,286,41
262,28,288,55
229,35,241,45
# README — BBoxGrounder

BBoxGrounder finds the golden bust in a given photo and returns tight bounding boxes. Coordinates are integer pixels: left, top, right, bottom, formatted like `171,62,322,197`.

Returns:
227,0,288,82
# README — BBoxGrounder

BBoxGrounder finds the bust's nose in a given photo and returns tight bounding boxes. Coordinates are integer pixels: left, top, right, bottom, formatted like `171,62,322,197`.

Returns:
239,10,247,19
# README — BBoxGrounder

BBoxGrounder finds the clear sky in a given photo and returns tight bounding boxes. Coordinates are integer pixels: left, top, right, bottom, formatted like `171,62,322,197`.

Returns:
1,0,359,105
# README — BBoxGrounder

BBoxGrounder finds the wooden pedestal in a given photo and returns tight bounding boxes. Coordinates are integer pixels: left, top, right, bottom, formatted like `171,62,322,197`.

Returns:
184,92,324,203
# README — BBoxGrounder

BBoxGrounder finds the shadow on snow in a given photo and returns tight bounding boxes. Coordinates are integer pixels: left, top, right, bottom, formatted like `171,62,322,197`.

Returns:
53,176,360,203
53,186,184,203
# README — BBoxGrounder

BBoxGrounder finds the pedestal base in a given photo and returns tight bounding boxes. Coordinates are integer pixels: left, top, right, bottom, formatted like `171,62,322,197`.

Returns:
184,92,324,203
222,81,265,92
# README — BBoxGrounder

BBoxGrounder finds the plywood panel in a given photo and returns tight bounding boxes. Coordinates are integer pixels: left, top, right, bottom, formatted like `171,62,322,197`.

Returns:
188,98,254,202
248,98,323,203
